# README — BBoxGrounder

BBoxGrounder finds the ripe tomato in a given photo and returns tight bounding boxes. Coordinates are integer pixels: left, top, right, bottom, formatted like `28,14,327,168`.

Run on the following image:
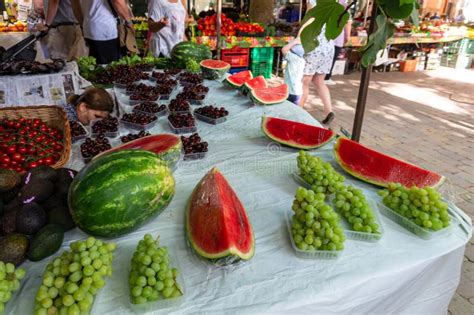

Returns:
18,146,27,154
12,153,23,162
1,155,11,164
54,144,64,152
27,147,36,155
36,158,44,165
27,162,38,169
6,145,16,154
44,156,53,165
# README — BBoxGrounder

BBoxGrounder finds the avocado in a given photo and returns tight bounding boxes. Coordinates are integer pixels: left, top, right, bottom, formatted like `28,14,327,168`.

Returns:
2,185,20,203
23,165,58,184
19,179,54,203
48,206,76,231
41,193,65,211
0,169,21,193
56,168,77,183
27,224,65,262
16,202,47,235
0,209,18,235
0,233,29,266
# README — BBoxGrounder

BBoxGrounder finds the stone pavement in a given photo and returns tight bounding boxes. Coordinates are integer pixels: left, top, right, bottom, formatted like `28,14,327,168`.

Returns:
301,67,474,314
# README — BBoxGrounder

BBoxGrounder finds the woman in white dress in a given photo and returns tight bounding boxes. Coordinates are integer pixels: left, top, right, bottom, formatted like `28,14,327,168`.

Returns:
148,0,188,57
300,0,335,124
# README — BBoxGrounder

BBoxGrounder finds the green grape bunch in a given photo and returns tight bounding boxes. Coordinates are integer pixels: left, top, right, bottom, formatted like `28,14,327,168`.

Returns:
129,234,183,305
378,183,450,231
291,187,345,251
34,237,116,315
297,151,345,195
333,185,380,234
0,261,26,314
185,58,201,74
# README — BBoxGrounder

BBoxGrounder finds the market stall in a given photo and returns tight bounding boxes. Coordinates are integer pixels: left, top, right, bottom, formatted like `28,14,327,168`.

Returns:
0,32,47,62
1,73,472,314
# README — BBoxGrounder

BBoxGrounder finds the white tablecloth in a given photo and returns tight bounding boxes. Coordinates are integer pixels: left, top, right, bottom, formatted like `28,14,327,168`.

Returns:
6,80,472,315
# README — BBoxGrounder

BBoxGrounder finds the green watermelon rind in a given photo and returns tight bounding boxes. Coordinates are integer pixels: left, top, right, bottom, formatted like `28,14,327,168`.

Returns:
261,116,336,150
333,137,446,188
224,70,253,88
248,92,285,106
171,42,212,68
200,59,230,80
69,150,175,238
185,168,255,262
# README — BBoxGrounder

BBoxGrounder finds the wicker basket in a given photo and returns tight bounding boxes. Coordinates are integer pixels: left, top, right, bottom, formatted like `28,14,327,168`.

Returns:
0,105,71,171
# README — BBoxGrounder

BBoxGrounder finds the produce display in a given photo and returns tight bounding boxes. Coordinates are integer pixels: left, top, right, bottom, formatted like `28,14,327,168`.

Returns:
170,42,212,69
121,112,158,127
0,261,26,314
69,121,87,139
291,187,345,251
129,234,183,304
378,183,450,231
225,70,253,88
199,59,230,80
0,21,27,32
168,99,191,113
183,84,209,95
0,117,65,172
261,117,335,149
80,135,112,161
334,138,445,188
69,150,175,237
133,102,167,116
91,117,119,135
250,84,289,105
34,237,116,315
185,59,201,74
0,165,76,265
196,14,264,36
194,106,229,119
333,186,381,234
177,72,204,85
240,76,267,96
0,59,65,76
176,90,205,103
168,113,195,129
121,131,151,144
181,134,208,156
186,168,255,265
297,151,345,194
151,72,172,82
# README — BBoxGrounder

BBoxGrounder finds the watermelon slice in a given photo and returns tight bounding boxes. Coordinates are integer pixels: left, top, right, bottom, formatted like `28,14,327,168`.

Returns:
225,70,253,88
262,116,336,149
250,84,289,105
200,59,230,79
240,75,268,96
94,134,182,165
334,137,445,188
186,167,255,265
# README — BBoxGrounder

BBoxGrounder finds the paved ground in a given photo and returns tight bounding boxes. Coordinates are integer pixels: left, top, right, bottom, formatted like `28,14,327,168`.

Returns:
301,67,474,314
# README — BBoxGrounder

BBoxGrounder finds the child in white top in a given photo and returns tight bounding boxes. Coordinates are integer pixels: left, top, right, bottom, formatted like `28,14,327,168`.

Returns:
281,38,305,106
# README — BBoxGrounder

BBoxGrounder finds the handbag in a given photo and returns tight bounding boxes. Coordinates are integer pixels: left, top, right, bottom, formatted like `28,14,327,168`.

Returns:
107,0,139,54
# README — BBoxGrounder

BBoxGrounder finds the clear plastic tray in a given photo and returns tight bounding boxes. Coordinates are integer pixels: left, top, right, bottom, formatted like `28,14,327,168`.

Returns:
160,94,171,100
378,202,454,240
133,107,167,118
183,151,207,161
168,121,197,134
330,196,384,242
71,122,90,143
128,253,185,313
120,117,158,131
291,172,313,190
194,112,227,125
167,107,191,115
285,211,343,259
188,98,205,106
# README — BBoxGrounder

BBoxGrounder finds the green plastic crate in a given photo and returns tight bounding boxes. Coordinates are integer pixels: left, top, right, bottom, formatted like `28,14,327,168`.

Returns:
251,47,274,63
251,60,273,78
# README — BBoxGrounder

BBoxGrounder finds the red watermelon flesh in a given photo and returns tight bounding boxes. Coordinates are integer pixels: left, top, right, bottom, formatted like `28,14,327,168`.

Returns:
186,167,255,263
244,76,268,90
200,59,230,69
334,137,445,188
251,84,289,105
225,70,253,88
94,134,182,160
262,116,335,149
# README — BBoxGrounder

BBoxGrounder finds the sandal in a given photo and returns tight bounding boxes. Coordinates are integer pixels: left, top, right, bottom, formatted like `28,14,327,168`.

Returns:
322,112,335,125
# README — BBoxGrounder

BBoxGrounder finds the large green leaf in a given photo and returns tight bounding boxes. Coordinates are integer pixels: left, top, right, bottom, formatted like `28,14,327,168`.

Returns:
360,15,396,67
300,0,349,53
383,0,415,19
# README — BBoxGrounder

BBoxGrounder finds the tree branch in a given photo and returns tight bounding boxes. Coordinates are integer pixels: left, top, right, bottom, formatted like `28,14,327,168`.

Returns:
338,0,357,27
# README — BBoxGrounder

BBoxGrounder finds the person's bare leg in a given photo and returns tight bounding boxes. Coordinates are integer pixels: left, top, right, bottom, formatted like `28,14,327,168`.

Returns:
312,74,333,116
300,75,313,108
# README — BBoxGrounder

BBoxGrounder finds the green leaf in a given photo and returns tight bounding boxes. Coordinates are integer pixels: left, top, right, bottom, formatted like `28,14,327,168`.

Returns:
399,0,415,5
300,0,349,53
382,1,415,19
410,6,419,26
360,15,396,67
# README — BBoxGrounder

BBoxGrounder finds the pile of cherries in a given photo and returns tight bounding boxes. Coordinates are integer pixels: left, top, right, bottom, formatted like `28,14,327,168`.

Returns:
126,83,155,94
133,102,166,114
112,65,150,85
168,113,195,128
164,69,182,76
155,84,174,95
195,106,229,119
92,117,119,134
80,134,111,160
0,117,64,172
181,133,208,155
178,72,203,85
176,90,205,101
69,121,87,138
121,112,157,126
120,131,151,143
184,84,209,95
151,71,172,82
168,99,190,112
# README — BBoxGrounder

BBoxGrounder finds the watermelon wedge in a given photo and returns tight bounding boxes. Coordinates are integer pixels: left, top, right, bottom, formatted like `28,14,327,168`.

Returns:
262,116,336,149
334,137,445,188
225,70,253,88
200,59,230,79
186,167,255,265
250,84,289,105
240,75,267,96
94,134,182,165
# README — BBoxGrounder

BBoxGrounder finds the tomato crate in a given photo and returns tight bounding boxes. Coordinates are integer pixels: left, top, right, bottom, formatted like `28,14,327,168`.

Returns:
221,47,250,68
250,60,273,79
251,47,274,63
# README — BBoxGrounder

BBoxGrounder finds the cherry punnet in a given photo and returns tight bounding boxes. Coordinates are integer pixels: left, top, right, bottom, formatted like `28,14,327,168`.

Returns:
181,133,208,155
168,113,195,128
195,105,229,119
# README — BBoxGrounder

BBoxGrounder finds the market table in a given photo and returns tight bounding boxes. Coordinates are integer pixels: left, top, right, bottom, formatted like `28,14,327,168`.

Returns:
5,79,472,314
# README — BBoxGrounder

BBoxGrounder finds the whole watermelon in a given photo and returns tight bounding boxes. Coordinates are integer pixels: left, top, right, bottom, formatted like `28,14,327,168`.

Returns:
171,41,212,68
68,150,175,237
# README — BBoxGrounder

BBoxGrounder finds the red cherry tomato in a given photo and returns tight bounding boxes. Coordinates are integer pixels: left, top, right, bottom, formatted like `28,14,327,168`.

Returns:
6,145,16,154
12,153,23,162
18,146,27,154
54,144,64,152
27,162,38,169
36,158,44,165
1,155,11,164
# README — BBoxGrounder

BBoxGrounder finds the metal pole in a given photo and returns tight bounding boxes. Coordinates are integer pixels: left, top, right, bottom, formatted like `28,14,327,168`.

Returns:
351,1,378,142
216,0,222,59
363,0,370,27
298,0,303,22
